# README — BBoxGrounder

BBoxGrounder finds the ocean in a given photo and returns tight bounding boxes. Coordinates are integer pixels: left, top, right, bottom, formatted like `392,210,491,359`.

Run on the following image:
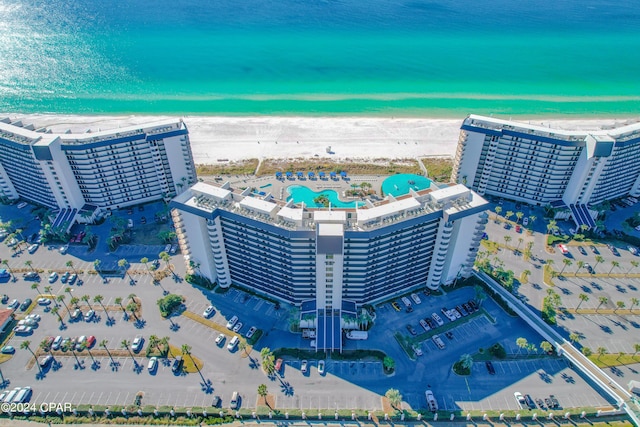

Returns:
1,0,639,117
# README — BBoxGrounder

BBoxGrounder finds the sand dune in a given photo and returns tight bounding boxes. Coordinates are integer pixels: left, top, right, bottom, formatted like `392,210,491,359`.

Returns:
4,114,633,164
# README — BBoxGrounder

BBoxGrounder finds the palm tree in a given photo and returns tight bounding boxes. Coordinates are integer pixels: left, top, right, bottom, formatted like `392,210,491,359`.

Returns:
505,210,514,221
100,339,116,366
630,297,639,312
546,219,557,234
503,235,512,248
126,302,139,321
140,257,150,273
69,296,80,309
25,260,36,272
474,285,487,306
148,335,159,354
559,258,572,275
615,301,626,313
577,293,589,311
56,294,70,313
383,356,395,372
597,296,609,312
257,384,269,408
529,215,537,226
121,339,137,367
597,346,607,359
521,269,531,283
628,260,639,274
20,340,41,372
93,259,102,273
43,286,55,305
182,344,204,381
118,258,131,280
609,260,620,276
582,347,593,357
114,297,125,311
50,306,65,328
540,341,553,354
515,211,523,223
516,337,528,354
385,388,402,409
633,343,640,359
494,206,502,217
459,353,473,370
593,255,605,269
81,295,93,310
31,282,42,299
546,259,555,272
516,237,524,251
575,260,585,276
569,332,582,345
39,338,55,359
2,259,13,277
65,260,76,274
93,295,109,319
159,251,171,270
128,293,137,304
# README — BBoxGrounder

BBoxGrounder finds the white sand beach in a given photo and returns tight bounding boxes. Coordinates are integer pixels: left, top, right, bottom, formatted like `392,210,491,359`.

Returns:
4,114,637,164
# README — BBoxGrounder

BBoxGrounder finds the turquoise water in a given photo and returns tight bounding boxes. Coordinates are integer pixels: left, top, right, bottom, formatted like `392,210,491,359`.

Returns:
382,174,432,196
1,0,640,116
287,186,364,209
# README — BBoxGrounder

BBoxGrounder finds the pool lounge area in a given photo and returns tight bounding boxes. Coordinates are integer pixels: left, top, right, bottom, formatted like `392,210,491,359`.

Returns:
287,185,364,208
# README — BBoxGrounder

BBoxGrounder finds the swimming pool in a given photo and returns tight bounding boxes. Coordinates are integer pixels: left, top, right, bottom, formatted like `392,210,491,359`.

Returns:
287,186,364,208
381,174,432,196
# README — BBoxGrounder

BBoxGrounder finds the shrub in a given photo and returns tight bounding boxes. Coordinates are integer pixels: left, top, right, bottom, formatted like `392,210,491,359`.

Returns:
489,343,507,359
157,294,183,317
452,360,470,375
185,274,215,290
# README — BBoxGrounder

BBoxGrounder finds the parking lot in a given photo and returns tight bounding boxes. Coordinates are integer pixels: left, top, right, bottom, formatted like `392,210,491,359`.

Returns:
0,200,618,414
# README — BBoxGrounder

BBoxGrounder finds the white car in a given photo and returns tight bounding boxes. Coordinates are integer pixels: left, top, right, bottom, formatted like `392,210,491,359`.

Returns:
215,334,226,346
132,336,145,352
148,357,158,373
522,217,529,226
26,313,41,322
226,315,238,329
37,297,51,305
52,336,63,350
410,293,422,304
413,345,423,356
84,309,95,322
514,392,525,408
245,326,257,338
232,322,243,333
318,360,325,375
48,272,58,283
431,313,444,326
59,245,69,254
27,243,39,253
301,360,308,373
203,305,215,318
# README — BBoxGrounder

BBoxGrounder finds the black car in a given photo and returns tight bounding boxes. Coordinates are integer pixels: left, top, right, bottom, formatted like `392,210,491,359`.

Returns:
405,305,413,313
468,300,478,310
549,395,559,408
406,325,417,336
524,394,536,409
485,361,495,375
456,305,467,317
425,318,436,329
20,298,32,311
590,245,599,254
211,395,221,407
578,246,587,255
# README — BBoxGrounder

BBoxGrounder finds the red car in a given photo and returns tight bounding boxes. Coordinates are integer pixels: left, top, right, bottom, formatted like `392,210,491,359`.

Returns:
515,225,521,233
85,335,96,349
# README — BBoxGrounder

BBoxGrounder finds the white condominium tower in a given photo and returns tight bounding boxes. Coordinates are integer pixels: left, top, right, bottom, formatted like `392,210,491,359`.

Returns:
451,115,640,228
0,117,196,223
170,181,488,351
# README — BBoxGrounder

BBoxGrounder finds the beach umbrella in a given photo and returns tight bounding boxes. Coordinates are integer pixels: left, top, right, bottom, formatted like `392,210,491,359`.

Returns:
340,171,347,177
330,171,337,177
308,171,315,178
319,171,326,178
297,171,303,177
275,171,282,178
286,172,293,178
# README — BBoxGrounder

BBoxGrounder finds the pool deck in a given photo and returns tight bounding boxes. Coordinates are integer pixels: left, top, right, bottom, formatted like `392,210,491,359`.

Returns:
200,174,395,205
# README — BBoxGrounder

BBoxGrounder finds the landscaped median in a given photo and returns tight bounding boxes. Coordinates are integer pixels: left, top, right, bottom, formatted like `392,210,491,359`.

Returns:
181,310,262,348
1,404,630,426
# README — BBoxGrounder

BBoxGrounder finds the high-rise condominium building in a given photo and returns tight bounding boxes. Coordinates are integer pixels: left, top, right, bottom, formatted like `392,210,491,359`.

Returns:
451,115,640,227
0,118,196,224
170,181,488,351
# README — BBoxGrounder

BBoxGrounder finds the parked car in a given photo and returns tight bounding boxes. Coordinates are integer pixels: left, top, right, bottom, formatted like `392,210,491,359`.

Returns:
132,336,145,352
391,302,401,311
410,293,422,304
1,345,15,354
13,325,33,335
172,356,183,373
24,271,39,280
203,305,215,318
232,322,243,333
215,334,226,346
413,345,423,357
514,392,525,408
39,355,53,368
68,274,77,284
275,358,283,373
589,245,599,254
51,336,62,351
419,319,431,332
524,394,536,409
84,309,95,322
578,246,587,255
226,315,238,329
59,245,69,254
48,272,58,283
585,263,594,274
61,271,70,283
25,313,40,322
7,299,19,309
19,298,32,311
557,244,569,255
318,360,325,375
27,243,39,254
245,326,257,339
86,335,96,348
485,361,495,374
37,297,51,305
71,309,82,320
301,360,308,373
431,313,444,326
148,357,158,373
406,325,417,336
522,217,529,226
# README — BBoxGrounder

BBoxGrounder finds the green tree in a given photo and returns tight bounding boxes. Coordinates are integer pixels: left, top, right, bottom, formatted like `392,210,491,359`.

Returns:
383,356,395,372
93,259,102,273
577,293,589,311
597,296,608,312
56,294,70,313
66,260,76,273
569,332,582,345
24,260,35,272
140,257,150,273
521,269,531,283
31,282,42,300
20,340,41,372
528,215,537,226
494,206,502,217
505,210,514,221
459,353,473,370
159,251,171,270
615,300,626,313
121,339,137,367
633,343,640,358
503,235,512,248
581,347,592,357
575,260,585,276
516,337,528,354
385,388,402,409
100,339,116,366
257,384,269,406
608,260,620,276
540,341,553,354
81,294,93,310
50,305,65,328
69,296,80,308
594,255,605,269
630,297,639,312
597,346,607,359
515,211,523,223
560,258,573,275
628,260,639,274
546,219,557,234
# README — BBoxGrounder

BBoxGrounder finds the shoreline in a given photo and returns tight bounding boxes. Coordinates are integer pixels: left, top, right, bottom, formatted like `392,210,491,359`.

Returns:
2,113,639,164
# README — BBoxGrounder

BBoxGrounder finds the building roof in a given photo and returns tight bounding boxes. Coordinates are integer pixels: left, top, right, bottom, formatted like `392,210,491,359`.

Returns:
0,309,14,332
356,197,420,222
239,196,279,215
